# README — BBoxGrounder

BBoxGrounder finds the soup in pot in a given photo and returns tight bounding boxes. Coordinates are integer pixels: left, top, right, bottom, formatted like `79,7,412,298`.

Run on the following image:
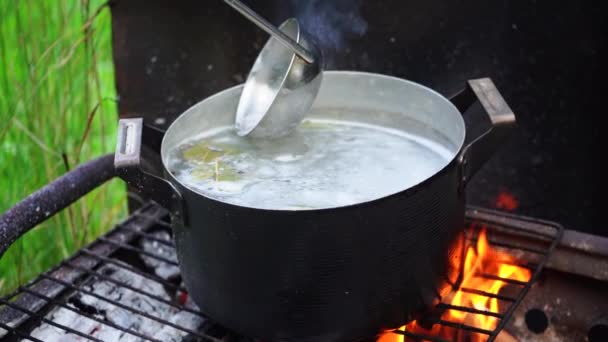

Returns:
167,118,452,210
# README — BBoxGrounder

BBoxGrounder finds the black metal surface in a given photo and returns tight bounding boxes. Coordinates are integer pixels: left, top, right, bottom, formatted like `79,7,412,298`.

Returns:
0,154,116,259
110,0,604,235
0,203,562,342
507,269,608,342
168,155,464,342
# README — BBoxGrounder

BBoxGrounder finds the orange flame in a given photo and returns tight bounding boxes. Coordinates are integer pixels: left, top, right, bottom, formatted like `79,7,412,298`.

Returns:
378,227,530,342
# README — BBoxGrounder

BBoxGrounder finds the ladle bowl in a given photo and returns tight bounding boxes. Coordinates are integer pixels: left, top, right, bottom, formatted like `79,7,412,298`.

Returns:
235,18,323,138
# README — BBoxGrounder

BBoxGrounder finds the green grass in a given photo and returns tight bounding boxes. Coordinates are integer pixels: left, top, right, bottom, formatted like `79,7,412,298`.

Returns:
0,0,126,295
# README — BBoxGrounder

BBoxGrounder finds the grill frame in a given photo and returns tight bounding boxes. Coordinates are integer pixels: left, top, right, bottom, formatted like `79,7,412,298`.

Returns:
389,207,564,342
0,203,563,342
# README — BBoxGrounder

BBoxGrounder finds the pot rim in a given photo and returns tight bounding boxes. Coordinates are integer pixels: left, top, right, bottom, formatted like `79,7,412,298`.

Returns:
161,70,466,212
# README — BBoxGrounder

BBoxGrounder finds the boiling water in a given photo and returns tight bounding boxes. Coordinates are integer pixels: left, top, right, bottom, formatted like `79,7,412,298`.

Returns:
167,119,453,210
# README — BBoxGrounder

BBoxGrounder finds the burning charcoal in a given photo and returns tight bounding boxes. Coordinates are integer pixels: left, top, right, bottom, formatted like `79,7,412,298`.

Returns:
29,264,204,341
139,230,181,280
176,283,201,311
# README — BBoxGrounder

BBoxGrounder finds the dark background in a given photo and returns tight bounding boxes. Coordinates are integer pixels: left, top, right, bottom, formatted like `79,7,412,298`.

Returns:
110,0,604,235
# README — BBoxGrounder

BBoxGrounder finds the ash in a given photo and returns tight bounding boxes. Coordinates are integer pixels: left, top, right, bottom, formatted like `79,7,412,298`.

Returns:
29,263,204,341
140,230,181,280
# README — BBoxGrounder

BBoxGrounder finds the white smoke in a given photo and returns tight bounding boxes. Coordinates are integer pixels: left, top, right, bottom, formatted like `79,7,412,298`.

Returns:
289,0,368,68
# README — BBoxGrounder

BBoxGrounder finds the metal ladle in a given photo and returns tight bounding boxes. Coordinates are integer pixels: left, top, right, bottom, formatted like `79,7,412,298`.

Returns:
223,0,323,138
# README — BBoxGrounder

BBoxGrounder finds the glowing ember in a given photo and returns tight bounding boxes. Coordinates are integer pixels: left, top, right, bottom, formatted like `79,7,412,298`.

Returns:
495,190,519,211
378,227,531,342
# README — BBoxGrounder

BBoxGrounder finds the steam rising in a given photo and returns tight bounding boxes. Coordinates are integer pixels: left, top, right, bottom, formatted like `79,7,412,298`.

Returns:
290,0,367,68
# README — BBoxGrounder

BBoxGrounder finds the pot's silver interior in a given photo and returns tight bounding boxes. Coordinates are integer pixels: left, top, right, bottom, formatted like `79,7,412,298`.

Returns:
162,71,466,195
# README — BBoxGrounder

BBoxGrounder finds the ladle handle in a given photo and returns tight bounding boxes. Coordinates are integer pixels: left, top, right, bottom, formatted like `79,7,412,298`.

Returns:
223,0,315,63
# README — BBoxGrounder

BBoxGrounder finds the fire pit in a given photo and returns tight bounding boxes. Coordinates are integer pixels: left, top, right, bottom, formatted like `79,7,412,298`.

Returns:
4,203,592,342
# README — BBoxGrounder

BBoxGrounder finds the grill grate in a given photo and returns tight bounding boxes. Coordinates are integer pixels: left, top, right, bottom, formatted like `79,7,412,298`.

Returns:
0,203,562,342
390,208,564,342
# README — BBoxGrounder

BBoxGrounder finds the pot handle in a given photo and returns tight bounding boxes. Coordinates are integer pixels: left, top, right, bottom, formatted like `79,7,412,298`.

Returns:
451,78,516,185
115,118,187,224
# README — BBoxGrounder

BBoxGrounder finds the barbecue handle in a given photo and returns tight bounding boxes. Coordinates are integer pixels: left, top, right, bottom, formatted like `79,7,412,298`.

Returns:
0,154,116,259
453,78,516,184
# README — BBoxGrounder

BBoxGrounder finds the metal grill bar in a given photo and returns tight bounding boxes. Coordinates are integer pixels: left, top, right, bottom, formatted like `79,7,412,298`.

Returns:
459,288,516,302
17,287,161,342
79,249,188,292
436,303,504,318
486,223,556,240
117,224,175,248
132,214,172,228
97,237,179,266
62,261,202,315
0,321,43,342
437,320,494,336
468,237,550,255
493,260,537,270
476,273,528,286
37,274,210,340
0,298,103,342
465,209,558,240
395,329,451,342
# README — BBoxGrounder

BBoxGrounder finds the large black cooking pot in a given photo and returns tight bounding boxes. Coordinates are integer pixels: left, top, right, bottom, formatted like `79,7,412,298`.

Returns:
115,72,515,341
0,72,514,341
